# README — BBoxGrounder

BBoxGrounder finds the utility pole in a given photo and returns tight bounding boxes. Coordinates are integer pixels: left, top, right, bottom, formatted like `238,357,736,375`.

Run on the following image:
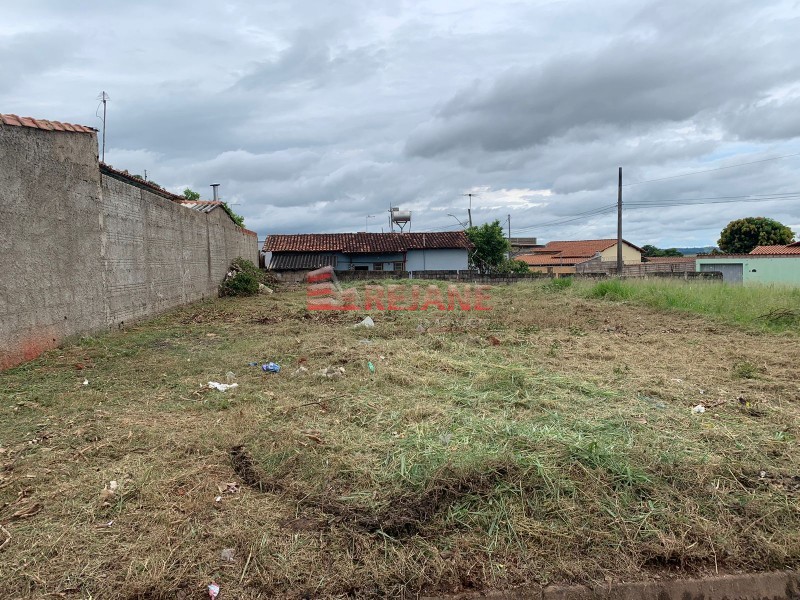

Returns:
463,193,477,227
507,214,512,259
617,167,623,276
97,91,110,163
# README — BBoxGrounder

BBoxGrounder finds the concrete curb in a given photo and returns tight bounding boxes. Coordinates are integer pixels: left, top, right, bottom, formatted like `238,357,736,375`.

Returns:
422,571,800,600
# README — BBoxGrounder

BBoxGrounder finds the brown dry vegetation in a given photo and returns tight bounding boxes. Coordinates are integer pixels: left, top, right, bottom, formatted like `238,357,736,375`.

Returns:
0,280,798,599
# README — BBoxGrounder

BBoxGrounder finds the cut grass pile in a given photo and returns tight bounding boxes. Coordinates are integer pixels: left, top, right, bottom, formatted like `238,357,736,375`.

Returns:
0,279,798,598
583,278,800,331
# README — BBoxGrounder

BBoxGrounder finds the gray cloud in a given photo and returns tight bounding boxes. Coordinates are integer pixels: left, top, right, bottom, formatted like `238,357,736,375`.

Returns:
2,0,800,247
406,5,800,158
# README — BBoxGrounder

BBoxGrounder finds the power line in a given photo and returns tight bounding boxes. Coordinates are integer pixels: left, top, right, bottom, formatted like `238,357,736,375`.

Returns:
626,192,800,208
512,205,617,233
625,191,800,204
623,152,800,187
423,188,798,236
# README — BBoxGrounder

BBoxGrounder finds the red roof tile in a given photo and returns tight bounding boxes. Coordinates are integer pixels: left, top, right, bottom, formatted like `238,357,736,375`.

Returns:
517,254,588,266
1,113,96,134
264,232,473,253
517,239,642,266
750,244,800,255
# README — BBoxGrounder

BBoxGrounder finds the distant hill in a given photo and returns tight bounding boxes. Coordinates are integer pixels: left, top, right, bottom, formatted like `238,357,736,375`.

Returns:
674,246,717,255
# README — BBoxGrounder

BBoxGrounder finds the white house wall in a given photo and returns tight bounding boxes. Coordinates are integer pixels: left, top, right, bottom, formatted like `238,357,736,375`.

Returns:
406,248,469,271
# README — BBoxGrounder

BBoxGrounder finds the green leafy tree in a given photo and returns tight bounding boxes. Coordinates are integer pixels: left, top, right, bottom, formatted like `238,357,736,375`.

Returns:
465,220,510,274
642,244,683,257
718,217,795,254
183,188,201,200
497,259,531,274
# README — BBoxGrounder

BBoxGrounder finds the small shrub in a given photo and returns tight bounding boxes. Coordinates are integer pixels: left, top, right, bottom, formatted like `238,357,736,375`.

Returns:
220,257,262,297
220,271,259,297
732,361,761,380
544,277,574,291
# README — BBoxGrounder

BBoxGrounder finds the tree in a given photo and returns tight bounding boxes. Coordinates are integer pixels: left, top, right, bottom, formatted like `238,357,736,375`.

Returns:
183,188,201,201
497,259,531,274
465,220,510,274
718,217,795,254
641,244,683,257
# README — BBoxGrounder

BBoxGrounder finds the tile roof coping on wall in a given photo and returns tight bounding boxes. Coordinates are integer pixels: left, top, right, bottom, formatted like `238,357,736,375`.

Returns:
100,164,256,237
1,113,96,133
750,244,800,255
101,162,186,203
642,256,697,263
263,232,473,253
697,253,800,259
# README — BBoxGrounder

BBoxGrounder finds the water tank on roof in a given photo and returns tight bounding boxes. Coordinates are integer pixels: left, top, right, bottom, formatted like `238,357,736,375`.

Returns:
391,210,411,224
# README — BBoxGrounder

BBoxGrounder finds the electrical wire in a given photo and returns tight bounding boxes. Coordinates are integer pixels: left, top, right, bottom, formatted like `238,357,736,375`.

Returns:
622,152,800,187
512,205,617,233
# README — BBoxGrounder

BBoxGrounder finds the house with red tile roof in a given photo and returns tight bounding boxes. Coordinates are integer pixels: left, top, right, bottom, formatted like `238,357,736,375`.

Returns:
750,242,800,255
263,232,472,274
517,239,643,274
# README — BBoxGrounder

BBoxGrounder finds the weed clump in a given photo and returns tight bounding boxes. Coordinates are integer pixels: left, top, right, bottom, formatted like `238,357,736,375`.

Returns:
586,279,633,301
544,276,574,291
220,257,261,297
732,360,762,379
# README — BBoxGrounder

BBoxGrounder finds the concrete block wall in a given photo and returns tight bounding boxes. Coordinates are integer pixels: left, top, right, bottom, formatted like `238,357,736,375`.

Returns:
0,124,258,370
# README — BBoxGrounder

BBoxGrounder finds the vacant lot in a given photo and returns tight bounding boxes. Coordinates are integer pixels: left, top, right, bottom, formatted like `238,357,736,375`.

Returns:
1,279,798,598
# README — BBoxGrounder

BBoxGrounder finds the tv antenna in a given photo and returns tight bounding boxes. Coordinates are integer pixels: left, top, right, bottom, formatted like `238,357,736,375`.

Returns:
96,91,110,162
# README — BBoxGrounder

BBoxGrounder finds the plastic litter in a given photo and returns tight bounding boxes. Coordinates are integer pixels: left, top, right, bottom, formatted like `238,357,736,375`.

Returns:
691,404,706,414
354,316,375,328
208,381,238,392
367,361,375,373
358,338,373,345
258,283,274,294
217,482,240,495
262,362,281,373
220,548,236,562
292,366,309,376
316,366,345,378
208,583,220,599
248,361,259,367
82,379,89,386
225,371,236,383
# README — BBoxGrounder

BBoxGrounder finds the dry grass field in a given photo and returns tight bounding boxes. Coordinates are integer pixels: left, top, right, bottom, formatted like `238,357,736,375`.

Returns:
1,279,798,599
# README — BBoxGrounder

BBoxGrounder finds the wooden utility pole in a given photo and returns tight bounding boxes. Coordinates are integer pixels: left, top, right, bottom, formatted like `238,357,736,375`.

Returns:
616,167,623,275
507,214,511,259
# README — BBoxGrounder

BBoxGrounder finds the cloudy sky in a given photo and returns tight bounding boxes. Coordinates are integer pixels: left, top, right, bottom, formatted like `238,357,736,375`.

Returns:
3,0,800,247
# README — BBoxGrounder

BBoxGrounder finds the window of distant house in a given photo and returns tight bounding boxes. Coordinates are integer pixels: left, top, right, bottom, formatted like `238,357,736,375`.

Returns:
374,263,384,271
353,265,368,271
394,262,404,271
